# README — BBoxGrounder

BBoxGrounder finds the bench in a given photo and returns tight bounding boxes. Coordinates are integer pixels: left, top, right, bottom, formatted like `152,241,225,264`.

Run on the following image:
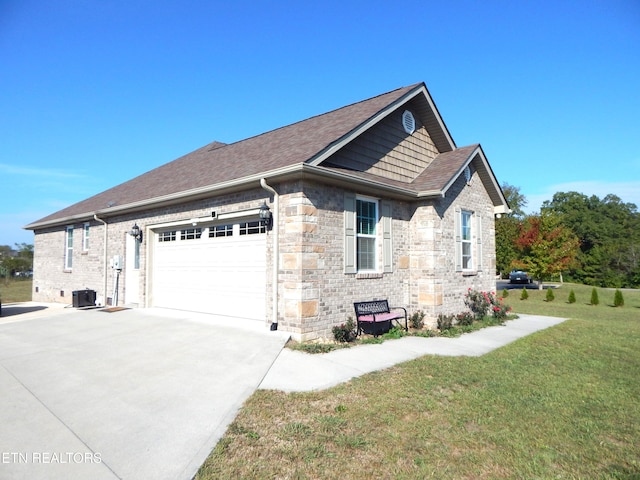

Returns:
353,300,408,337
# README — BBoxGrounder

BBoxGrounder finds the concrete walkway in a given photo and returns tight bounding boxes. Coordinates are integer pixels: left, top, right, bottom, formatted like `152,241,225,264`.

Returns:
259,314,567,392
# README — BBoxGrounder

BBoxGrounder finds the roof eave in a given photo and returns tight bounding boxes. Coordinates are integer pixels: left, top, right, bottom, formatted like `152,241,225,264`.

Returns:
439,145,509,210
24,164,305,230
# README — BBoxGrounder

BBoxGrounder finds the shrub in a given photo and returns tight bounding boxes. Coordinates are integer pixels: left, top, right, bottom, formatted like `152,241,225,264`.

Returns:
332,318,357,343
491,297,511,320
568,289,576,304
464,289,491,319
502,288,509,298
520,288,529,300
437,313,454,331
614,289,624,307
545,288,555,302
456,311,474,326
409,310,425,329
590,287,599,306
465,289,512,321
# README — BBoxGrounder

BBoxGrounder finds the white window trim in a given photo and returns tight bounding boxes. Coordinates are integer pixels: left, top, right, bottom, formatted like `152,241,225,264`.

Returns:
356,196,379,273
344,194,393,275
455,208,483,273
65,225,74,270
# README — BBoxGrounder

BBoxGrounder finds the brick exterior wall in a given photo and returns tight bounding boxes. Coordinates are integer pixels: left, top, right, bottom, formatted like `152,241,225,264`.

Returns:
410,165,497,327
33,189,274,310
33,168,497,341
275,163,496,341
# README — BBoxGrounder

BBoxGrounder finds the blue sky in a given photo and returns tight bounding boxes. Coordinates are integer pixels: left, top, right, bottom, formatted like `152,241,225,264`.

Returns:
1,0,639,246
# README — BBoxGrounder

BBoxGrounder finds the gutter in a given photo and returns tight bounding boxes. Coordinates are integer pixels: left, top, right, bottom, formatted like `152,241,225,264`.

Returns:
93,214,108,306
25,161,453,231
260,178,279,331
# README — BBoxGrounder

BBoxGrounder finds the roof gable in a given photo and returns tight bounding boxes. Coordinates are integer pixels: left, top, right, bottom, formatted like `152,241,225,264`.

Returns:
321,104,441,183
25,82,510,228
27,84,426,228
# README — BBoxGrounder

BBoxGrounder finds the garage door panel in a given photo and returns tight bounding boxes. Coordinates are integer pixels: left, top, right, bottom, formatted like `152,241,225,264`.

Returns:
151,225,266,320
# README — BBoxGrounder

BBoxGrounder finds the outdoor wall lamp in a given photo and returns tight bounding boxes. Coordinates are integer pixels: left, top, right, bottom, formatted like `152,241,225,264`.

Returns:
129,223,143,242
259,201,273,230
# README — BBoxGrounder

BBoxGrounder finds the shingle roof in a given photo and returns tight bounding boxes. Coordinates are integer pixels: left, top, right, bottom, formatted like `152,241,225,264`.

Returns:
26,83,510,227
28,83,424,227
409,145,480,191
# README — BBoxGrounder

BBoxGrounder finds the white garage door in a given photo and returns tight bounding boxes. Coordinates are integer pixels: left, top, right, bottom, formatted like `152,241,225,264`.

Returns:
151,221,266,320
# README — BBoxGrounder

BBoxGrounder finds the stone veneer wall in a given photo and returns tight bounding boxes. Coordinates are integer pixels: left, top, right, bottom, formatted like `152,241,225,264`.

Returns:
277,180,413,341
410,165,497,326
277,168,497,340
33,170,497,340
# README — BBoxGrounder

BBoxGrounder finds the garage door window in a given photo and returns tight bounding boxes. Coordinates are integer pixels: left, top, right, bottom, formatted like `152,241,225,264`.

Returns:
210,224,233,238
239,221,265,235
158,231,177,242
181,228,202,240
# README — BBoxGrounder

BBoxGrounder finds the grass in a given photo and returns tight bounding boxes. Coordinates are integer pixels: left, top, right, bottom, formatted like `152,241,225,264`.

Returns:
0,278,32,303
197,283,640,479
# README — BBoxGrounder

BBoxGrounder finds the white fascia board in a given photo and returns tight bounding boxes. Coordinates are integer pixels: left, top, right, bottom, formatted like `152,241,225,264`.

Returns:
307,85,447,167
307,84,455,168
439,145,509,210
440,146,483,196
24,164,303,230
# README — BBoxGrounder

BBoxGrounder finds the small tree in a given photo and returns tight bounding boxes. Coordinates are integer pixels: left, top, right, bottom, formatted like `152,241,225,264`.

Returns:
590,287,599,306
513,213,580,289
502,288,509,298
545,288,555,302
568,289,576,304
614,289,624,307
520,288,529,300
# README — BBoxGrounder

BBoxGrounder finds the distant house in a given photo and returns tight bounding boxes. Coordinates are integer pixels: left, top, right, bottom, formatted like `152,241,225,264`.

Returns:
25,82,509,340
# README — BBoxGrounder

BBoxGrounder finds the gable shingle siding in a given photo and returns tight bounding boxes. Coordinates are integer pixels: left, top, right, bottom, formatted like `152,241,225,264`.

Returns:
325,108,439,182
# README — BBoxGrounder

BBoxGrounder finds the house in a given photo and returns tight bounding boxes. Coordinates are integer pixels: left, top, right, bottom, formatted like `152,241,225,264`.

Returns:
25,82,509,341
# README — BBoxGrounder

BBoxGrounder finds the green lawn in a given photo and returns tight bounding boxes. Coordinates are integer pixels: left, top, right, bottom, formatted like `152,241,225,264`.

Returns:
0,278,32,303
197,284,640,479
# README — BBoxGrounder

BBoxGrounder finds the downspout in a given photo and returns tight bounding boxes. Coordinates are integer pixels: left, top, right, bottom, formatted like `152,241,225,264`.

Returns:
260,178,279,330
94,214,108,307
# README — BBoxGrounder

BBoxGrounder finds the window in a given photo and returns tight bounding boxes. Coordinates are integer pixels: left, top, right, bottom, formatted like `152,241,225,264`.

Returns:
209,224,233,238
461,211,472,270
356,198,378,271
455,208,482,272
239,221,265,235
158,231,177,242
180,228,202,240
344,194,392,274
65,226,73,270
82,223,90,250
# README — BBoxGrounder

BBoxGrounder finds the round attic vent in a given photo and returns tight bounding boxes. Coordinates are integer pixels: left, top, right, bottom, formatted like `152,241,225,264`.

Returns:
402,110,415,134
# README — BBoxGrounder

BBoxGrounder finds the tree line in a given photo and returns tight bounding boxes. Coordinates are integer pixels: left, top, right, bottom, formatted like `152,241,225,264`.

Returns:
497,184,640,288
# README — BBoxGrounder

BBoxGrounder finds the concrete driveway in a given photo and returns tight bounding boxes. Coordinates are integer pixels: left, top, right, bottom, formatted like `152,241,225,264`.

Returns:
0,304,289,480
